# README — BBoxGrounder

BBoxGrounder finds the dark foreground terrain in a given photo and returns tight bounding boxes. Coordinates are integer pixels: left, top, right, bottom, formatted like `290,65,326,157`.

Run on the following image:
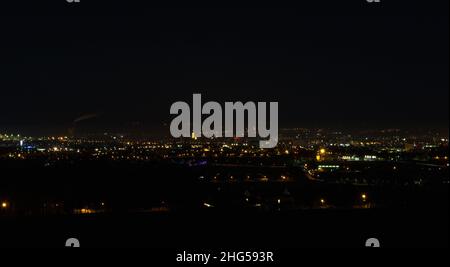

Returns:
0,208,448,248
1,159,448,248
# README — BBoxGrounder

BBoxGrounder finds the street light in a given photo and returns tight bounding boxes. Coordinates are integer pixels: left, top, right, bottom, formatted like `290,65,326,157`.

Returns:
361,194,367,202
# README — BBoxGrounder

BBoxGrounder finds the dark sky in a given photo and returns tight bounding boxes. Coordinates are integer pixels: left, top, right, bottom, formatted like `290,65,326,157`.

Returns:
0,1,448,135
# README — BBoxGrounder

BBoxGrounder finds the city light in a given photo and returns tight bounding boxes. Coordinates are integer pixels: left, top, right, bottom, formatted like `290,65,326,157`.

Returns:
0,127,448,217
361,194,367,201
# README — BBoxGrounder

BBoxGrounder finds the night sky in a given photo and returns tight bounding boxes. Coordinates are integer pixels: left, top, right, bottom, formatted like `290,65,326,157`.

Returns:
0,1,448,135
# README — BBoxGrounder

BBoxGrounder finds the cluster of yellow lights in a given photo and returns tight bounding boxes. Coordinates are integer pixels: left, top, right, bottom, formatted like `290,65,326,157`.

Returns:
191,131,198,140
80,208,94,214
1,202,8,208
315,148,327,162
